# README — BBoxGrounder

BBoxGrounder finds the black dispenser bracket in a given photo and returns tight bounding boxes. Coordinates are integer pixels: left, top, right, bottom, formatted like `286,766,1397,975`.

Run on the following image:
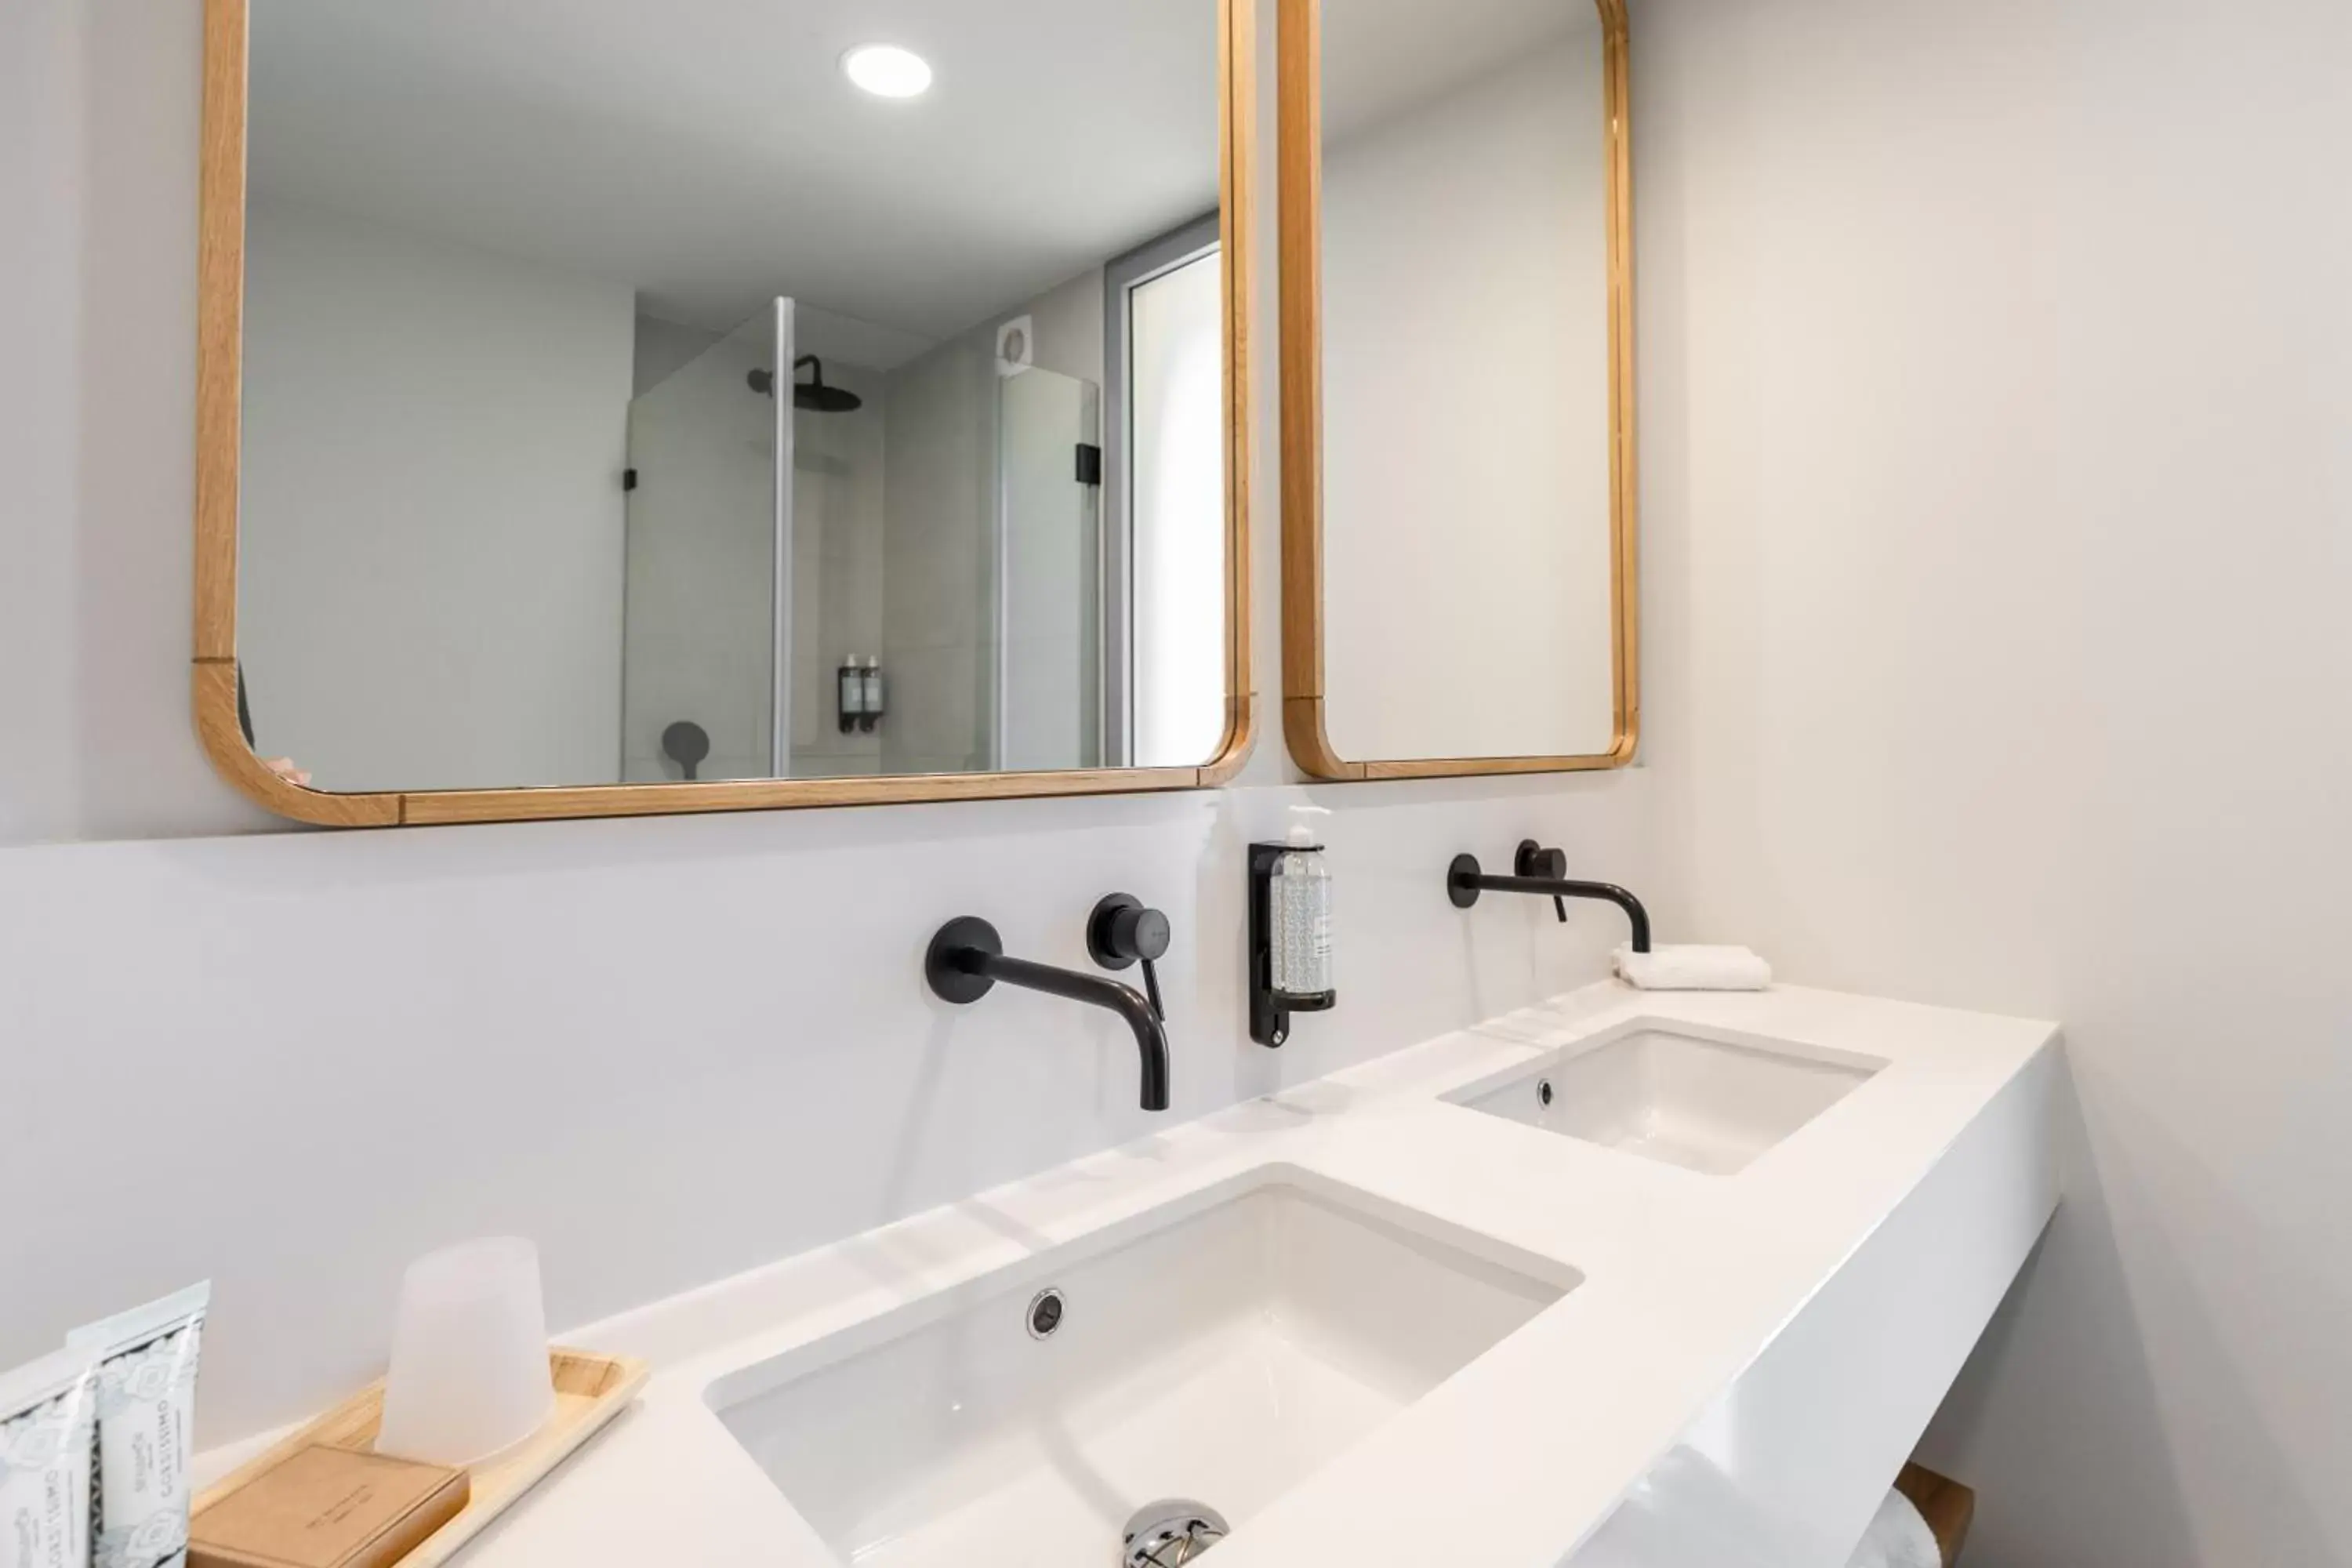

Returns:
1248,842,1337,1048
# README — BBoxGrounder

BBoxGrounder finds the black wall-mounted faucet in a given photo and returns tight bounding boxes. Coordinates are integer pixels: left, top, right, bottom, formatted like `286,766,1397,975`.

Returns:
925,906,1173,1112
1448,840,1653,953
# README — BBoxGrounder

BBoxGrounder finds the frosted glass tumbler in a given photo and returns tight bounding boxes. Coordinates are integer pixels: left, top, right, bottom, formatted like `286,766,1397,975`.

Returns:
376,1238,554,1465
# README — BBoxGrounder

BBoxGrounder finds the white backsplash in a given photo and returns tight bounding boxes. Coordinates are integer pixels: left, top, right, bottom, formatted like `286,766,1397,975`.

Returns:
0,774,1654,1447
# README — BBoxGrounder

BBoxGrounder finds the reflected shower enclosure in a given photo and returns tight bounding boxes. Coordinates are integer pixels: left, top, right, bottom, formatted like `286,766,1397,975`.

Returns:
619,299,1134,784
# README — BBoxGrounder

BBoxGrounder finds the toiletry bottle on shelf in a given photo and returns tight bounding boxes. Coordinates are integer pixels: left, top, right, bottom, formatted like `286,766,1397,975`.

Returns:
838,655,866,735
1270,805,1334,1003
860,658,887,734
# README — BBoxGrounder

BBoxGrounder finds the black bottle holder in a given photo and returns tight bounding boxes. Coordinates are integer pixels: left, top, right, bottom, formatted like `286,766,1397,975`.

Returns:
1248,842,1337,1048
837,663,862,735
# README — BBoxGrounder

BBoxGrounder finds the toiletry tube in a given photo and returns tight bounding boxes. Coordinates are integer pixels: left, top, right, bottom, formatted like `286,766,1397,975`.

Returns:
0,1347,99,1568
65,1285,209,1568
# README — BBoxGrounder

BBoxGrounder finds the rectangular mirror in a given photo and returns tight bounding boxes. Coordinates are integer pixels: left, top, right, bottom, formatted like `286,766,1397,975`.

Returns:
1276,0,1635,780
194,0,1254,826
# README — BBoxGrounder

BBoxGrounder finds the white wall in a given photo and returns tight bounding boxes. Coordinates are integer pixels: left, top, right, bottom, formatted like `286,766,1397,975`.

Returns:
879,334,996,775
1320,38,1615,762
1635,0,2352,1561
1018,264,1109,387
0,0,1661,1458
997,266,1111,773
241,201,634,793
998,368,1100,771
0,0,261,846
632,314,721,398
1131,250,1232,769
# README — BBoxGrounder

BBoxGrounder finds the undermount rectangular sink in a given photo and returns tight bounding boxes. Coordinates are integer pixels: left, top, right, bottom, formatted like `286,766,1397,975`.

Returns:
709,1169,1574,1568
1448,1022,1886,1176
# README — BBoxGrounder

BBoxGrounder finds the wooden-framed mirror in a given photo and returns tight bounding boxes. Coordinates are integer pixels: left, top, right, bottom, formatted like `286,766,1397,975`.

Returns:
1276,0,1637,781
194,0,1255,827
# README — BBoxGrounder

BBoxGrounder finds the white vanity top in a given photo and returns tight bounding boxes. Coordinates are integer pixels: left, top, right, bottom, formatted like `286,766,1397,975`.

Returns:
242,982,2061,1567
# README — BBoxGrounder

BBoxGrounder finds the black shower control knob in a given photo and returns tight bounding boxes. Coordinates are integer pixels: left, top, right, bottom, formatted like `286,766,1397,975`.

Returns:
1111,905,1171,964
1515,840,1569,881
1087,893,1171,969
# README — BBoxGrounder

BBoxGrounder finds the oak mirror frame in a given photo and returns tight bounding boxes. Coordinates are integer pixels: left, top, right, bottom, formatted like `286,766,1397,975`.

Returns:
1276,0,1639,781
193,0,1257,827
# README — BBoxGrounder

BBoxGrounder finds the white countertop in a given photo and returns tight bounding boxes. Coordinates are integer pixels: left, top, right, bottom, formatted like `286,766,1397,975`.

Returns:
243,982,2061,1567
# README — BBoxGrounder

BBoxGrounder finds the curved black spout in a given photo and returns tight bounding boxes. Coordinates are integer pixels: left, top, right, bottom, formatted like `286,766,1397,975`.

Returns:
926,917,1171,1112
1447,850,1653,953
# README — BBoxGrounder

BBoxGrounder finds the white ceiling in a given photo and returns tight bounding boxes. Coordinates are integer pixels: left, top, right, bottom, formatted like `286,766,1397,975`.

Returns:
248,0,1600,344
249,0,1223,339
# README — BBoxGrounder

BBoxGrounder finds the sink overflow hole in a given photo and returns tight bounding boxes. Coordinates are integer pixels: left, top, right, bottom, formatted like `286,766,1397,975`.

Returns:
1537,1079,1555,1107
1027,1287,1065,1339
1123,1498,1232,1566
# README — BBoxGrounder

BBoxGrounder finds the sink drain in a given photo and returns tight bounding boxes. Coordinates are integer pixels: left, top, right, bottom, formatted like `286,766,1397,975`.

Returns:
1122,1499,1230,1566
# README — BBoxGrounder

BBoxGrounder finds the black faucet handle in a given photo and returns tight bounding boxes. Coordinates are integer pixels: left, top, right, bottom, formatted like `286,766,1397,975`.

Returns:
1515,841,1572,922
1089,893,1171,1019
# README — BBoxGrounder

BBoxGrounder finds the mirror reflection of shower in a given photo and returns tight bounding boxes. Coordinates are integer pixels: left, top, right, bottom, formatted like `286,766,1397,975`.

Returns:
616,241,1223,789
619,295,1105,787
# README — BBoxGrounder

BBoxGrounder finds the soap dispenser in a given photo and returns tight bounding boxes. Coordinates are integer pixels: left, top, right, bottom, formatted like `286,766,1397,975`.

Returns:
837,655,866,734
1248,805,1337,1047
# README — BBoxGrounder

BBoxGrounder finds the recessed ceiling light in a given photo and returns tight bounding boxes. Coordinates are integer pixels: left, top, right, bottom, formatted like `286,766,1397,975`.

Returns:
841,44,933,100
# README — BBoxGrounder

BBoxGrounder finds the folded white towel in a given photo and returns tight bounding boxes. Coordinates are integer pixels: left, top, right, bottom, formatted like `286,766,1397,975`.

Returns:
1846,1486,1941,1568
1614,943,1773,991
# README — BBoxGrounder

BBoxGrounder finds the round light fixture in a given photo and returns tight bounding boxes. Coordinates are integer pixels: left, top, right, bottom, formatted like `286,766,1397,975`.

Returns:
841,44,933,100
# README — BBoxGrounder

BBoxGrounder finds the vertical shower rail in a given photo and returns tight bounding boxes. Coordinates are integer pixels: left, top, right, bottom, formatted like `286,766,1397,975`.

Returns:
771,297,797,778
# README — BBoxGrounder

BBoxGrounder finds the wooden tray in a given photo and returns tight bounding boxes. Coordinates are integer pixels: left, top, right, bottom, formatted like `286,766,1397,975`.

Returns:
195,1349,650,1568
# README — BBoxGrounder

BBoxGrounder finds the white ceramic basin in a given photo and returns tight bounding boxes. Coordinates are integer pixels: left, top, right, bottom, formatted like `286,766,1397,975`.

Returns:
1448,1022,1886,1176
709,1169,1574,1568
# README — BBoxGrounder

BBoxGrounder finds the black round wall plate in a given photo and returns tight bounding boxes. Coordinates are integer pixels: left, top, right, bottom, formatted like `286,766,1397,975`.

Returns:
1448,854,1483,909
1087,894,1143,970
926,916,1002,1004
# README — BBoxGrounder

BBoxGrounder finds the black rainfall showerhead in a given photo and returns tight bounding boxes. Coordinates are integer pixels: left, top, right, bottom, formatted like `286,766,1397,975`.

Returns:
793,354,864,413
750,355,864,413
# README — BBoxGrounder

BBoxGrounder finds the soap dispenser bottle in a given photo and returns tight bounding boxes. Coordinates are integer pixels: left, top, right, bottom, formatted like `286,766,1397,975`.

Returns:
1249,805,1337,1047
